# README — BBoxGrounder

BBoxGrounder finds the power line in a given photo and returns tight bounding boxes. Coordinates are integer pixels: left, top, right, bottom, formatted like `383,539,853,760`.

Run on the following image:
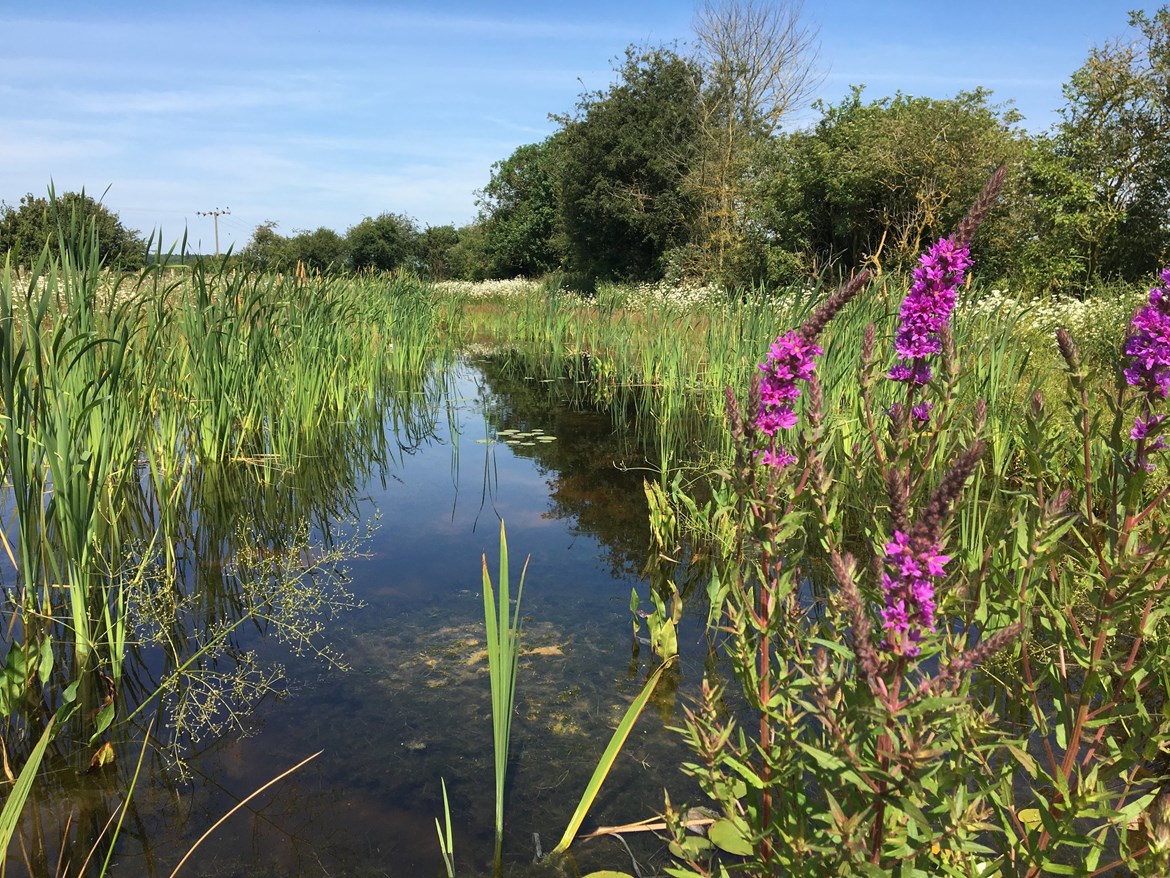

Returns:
196,207,231,256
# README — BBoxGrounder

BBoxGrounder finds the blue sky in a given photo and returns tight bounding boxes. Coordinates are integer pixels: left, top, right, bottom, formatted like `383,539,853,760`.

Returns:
0,1,1146,252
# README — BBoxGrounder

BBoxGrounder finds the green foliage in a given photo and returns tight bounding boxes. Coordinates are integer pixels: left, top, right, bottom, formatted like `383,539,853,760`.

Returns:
756,87,1025,279
557,45,704,283
0,190,145,270
291,226,349,273
477,138,565,278
482,520,527,870
418,223,461,280
241,221,350,274
646,182,1170,876
240,220,293,271
1032,6,1170,288
348,211,419,273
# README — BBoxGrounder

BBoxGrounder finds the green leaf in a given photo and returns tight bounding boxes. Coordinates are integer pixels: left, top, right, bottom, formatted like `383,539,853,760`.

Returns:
36,637,53,686
0,716,55,854
668,835,713,859
708,817,753,856
548,657,675,857
1016,808,1043,828
797,741,846,771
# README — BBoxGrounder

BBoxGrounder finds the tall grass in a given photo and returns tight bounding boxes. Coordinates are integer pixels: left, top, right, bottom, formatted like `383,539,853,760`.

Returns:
0,204,455,868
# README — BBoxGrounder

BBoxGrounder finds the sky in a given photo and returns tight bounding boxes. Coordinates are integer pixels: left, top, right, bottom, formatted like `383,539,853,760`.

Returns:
0,0,1150,253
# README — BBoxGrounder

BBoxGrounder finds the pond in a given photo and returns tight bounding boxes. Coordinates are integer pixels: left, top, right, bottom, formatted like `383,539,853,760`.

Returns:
13,357,709,878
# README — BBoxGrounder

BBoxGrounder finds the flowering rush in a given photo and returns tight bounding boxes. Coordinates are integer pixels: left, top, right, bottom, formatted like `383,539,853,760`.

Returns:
755,329,822,467
889,237,973,385
1124,267,1170,468
880,530,947,657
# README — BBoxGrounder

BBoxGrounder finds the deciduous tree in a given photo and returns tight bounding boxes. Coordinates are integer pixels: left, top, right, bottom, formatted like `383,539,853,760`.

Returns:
477,137,564,278
557,46,704,283
690,0,820,282
347,212,418,273
1036,6,1170,287
0,190,145,270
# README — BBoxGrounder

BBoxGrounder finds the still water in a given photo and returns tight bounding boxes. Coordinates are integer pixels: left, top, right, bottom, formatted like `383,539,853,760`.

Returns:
26,358,707,877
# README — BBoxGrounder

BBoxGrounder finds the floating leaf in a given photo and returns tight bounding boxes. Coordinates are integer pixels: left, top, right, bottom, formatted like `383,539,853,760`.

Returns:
708,817,752,855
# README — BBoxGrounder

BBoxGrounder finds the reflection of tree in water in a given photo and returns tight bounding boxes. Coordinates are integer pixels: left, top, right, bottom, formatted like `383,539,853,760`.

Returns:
472,357,658,578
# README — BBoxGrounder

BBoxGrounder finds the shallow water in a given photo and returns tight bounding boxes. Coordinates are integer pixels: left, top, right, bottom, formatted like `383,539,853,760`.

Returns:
13,359,708,877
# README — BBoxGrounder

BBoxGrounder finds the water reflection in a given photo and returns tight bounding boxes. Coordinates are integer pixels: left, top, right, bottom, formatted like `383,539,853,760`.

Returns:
9,359,705,877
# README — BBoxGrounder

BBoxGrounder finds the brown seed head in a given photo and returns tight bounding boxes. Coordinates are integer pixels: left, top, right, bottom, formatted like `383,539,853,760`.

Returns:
1055,328,1081,372
952,164,1008,250
1030,389,1044,418
800,270,872,342
913,441,986,545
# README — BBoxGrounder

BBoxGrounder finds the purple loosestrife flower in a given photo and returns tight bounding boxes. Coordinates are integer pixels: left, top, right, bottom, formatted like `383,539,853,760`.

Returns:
754,330,822,468
1125,268,1170,398
1124,268,1170,469
911,401,934,423
880,530,948,657
889,237,972,386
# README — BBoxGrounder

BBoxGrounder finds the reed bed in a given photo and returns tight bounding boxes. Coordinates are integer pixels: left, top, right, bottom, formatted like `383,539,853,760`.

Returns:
0,215,454,871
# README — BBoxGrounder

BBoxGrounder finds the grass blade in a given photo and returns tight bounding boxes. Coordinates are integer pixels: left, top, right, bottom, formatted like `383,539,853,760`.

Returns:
548,657,675,858
0,716,55,861
435,777,456,878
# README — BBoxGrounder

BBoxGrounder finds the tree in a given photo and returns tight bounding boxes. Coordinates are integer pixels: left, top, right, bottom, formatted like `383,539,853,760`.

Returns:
445,221,491,280
755,88,1026,280
288,227,348,274
241,220,295,272
689,0,820,281
0,190,145,270
417,224,461,280
1036,6,1170,287
557,46,704,283
347,212,418,273
477,137,565,278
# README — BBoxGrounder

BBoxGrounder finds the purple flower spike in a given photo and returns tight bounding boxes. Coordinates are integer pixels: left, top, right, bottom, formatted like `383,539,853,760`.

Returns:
1124,268,1170,469
1125,269,1170,399
880,530,948,657
754,329,823,468
889,237,972,386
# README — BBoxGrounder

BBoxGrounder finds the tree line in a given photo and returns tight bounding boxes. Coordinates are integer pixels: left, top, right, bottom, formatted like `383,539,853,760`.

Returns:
4,3,1168,295
459,3,1170,295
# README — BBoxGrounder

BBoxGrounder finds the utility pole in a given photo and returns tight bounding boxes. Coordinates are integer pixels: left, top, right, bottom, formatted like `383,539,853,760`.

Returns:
197,207,231,256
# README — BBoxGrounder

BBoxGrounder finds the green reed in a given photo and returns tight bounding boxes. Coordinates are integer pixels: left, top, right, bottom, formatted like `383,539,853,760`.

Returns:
481,520,527,873
0,207,455,869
